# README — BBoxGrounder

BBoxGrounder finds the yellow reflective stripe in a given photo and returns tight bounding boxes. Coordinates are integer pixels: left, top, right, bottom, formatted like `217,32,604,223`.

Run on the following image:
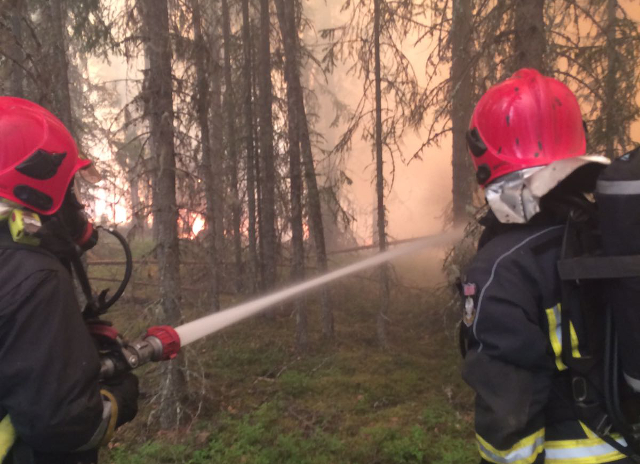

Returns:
546,437,617,449
578,422,623,441
546,306,566,370
476,429,545,464
545,304,581,371
545,435,627,463
0,415,16,461
580,421,598,439
570,321,581,358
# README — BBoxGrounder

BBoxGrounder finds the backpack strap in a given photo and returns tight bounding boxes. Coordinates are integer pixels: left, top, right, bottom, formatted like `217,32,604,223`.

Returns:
558,218,602,373
558,217,640,460
559,255,640,280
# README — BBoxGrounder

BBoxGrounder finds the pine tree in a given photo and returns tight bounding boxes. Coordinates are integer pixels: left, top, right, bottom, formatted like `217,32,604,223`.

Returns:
221,0,244,292
8,0,25,97
257,0,277,291
450,0,474,225
241,0,260,294
549,0,640,156
373,0,390,347
139,0,186,428
47,0,74,131
276,0,307,350
513,0,546,72
275,0,334,338
191,0,221,311
321,0,425,346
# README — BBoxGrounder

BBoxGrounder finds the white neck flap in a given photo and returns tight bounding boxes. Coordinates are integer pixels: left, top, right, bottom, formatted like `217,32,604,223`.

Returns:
485,155,611,224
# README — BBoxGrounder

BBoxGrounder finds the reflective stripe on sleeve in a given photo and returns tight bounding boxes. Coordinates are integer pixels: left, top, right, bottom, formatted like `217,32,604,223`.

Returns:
0,415,16,461
545,304,581,371
623,372,640,393
476,429,545,464
596,179,640,195
545,435,628,463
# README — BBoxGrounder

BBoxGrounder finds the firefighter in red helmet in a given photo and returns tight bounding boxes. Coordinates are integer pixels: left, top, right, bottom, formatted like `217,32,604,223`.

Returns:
0,97,139,464
460,69,640,463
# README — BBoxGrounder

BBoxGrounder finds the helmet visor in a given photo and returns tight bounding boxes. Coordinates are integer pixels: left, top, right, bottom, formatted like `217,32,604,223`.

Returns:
78,163,102,184
77,152,102,184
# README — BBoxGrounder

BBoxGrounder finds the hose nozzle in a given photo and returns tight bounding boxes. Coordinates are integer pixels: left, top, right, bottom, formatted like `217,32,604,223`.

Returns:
99,325,181,379
145,325,181,361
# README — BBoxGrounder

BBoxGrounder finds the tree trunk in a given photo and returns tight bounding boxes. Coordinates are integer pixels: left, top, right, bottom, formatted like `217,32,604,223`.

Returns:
257,0,277,290
221,0,244,292
242,0,259,294
604,0,618,159
255,105,266,291
143,53,160,242
374,0,389,348
275,0,334,337
450,0,474,225
129,175,142,236
140,0,185,429
275,0,307,351
123,109,144,240
192,0,221,310
254,59,266,291
9,0,25,98
48,0,73,132
513,0,546,72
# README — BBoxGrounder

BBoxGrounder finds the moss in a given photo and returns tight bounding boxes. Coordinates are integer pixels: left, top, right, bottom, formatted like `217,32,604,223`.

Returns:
99,245,475,464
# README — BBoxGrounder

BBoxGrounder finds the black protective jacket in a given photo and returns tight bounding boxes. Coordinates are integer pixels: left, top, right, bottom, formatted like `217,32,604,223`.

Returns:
0,225,106,464
462,214,634,464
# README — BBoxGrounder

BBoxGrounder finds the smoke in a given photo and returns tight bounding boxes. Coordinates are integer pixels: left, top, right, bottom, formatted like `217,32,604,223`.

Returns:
87,0,457,243
304,0,454,243
175,227,464,346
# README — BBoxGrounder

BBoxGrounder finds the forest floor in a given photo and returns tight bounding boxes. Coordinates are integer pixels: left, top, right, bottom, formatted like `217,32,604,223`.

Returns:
92,237,477,464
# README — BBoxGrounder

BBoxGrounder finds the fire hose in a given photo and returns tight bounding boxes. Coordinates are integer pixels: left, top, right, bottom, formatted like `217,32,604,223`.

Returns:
83,228,462,380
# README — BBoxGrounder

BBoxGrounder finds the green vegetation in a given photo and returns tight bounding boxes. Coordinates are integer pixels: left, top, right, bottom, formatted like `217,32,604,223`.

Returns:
96,239,475,463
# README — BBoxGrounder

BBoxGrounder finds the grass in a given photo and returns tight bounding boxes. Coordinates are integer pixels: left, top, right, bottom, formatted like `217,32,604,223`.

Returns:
95,238,476,463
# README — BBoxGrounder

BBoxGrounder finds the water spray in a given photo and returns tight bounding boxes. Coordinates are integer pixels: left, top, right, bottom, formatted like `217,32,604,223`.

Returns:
97,228,463,378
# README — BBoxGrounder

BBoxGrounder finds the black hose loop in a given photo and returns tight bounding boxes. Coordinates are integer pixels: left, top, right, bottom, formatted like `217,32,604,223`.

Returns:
94,226,133,312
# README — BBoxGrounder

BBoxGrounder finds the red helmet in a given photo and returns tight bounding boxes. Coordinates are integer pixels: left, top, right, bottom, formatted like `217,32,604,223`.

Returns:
0,97,91,215
467,68,587,186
